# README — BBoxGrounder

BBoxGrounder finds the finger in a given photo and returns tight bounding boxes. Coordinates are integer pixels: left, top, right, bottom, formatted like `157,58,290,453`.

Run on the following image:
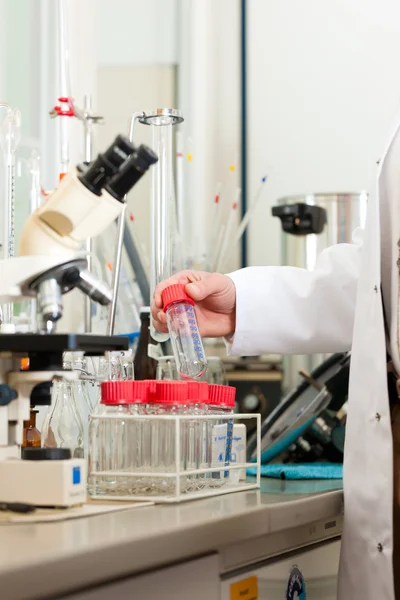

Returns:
154,270,207,307
152,318,168,334
185,273,224,302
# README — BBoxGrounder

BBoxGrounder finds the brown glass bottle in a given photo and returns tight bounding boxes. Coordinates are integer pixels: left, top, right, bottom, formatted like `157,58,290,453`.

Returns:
22,409,41,448
133,307,157,380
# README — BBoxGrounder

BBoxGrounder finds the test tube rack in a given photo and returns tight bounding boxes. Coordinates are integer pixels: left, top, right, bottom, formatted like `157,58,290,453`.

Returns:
89,413,261,504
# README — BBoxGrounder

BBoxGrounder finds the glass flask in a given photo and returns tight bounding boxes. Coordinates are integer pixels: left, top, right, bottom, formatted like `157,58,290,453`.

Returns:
63,353,95,456
22,409,41,448
162,284,207,379
42,380,84,458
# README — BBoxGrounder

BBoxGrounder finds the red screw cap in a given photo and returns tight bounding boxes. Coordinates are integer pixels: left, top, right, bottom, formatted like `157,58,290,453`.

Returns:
161,283,195,312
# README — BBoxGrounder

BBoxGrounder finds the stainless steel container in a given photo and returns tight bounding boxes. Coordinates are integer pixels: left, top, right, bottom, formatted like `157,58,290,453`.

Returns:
272,192,367,393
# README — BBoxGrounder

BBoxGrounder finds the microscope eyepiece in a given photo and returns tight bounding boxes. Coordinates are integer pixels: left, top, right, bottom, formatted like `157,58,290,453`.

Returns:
104,144,158,202
78,134,135,196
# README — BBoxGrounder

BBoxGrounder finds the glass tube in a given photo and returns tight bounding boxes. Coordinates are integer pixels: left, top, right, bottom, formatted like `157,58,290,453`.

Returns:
150,119,174,343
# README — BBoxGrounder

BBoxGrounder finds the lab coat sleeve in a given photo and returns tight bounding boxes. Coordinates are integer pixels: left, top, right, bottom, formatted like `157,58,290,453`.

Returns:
226,232,363,356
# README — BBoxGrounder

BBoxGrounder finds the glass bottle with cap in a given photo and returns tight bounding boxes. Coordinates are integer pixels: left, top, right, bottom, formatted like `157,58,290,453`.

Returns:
134,307,158,380
22,409,41,448
161,284,207,379
89,380,148,496
184,381,209,491
208,385,236,486
89,381,132,495
145,380,187,494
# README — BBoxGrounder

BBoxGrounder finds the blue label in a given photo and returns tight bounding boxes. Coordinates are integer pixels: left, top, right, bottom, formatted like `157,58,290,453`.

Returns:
286,567,306,600
72,466,81,485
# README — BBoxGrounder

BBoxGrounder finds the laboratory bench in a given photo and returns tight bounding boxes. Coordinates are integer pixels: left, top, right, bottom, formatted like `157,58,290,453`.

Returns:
0,478,343,600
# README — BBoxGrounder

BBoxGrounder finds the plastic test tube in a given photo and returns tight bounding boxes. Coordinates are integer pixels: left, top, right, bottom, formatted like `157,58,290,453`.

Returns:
161,284,207,379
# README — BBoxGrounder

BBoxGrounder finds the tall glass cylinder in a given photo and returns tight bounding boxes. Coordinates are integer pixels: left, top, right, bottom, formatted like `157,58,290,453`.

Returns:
150,119,174,343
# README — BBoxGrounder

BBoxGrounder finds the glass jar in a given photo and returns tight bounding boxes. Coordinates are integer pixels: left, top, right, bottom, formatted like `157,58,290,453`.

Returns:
208,385,236,486
22,408,41,448
145,381,187,494
184,382,209,491
89,380,148,496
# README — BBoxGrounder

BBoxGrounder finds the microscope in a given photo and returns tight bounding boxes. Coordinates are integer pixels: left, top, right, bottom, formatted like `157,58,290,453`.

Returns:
0,134,157,508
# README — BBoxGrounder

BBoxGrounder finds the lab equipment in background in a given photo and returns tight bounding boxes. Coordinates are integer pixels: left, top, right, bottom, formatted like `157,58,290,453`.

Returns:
157,355,179,380
215,189,241,273
89,380,259,503
162,283,207,379
42,379,84,458
0,135,157,335
98,351,134,382
0,334,129,507
106,145,158,337
22,409,41,448
203,356,226,384
0,133,156,507
156,355,225,384
0,104,21,326
130,108,184,343
247,353,350,464
134,307,158,380
272,192,367,393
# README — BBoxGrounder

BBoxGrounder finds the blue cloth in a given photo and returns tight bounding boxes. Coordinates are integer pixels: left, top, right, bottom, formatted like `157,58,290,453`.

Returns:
117,332,140,344
247,462,343,480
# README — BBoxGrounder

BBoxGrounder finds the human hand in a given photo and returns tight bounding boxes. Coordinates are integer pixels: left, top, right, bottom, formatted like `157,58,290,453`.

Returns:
151,270,236,338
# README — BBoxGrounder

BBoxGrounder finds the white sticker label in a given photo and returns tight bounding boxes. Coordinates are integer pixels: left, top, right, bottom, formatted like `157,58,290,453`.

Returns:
211,423,227,479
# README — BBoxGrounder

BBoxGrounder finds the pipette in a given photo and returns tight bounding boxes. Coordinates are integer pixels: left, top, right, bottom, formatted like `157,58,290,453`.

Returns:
215,188,241,273
0,104,21,326
176,131,185,236
54,0,74,177
235,176,268,243
209,157,237,269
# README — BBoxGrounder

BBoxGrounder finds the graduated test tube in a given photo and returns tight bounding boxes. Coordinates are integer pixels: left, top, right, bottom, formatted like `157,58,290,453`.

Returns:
161,284,207,380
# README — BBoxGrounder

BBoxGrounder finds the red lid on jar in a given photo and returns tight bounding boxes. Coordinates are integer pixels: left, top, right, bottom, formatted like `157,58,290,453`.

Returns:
147,380,188,404
101,380,148,405
187,381,209,403
161,283,195,312
208,384,236,408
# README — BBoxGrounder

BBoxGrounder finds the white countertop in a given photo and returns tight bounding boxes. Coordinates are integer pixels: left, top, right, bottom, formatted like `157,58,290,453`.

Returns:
0,478,343,600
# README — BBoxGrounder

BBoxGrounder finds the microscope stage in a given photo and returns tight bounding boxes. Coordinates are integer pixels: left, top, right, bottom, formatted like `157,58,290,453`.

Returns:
0,334,129,356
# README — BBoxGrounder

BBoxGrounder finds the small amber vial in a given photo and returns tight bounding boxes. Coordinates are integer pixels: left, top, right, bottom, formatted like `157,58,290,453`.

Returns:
22,409,41,448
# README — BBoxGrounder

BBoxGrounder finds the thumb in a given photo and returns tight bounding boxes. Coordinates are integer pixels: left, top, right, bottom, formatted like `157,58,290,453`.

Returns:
185,274,224,302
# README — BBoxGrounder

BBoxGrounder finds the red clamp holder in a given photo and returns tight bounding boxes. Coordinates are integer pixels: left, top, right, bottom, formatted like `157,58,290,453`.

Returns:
50,97,75,118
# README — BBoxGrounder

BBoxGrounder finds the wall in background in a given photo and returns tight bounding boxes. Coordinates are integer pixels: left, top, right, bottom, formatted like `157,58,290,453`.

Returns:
247,0,400,266
96,0,178,67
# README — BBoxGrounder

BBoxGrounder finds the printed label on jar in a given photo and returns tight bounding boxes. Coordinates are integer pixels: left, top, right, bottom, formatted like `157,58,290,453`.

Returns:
211,423,227,479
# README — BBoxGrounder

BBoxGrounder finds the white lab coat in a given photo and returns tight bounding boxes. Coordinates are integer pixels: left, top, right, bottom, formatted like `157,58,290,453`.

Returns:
228,119,400,599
